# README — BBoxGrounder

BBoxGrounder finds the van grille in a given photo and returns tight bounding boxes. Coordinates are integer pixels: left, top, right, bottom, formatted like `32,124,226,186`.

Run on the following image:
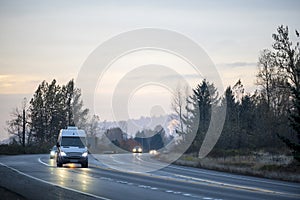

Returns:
66,152,82,158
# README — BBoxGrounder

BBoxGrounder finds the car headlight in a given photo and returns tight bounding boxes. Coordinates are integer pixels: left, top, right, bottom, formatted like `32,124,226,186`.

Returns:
60,151,66,156
50,151,55,156
133,148,136,152
138,148,142,152
82,152,88,157
150,150,157,155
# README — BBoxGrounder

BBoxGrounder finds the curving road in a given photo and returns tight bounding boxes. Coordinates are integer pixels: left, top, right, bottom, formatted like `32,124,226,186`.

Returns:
0,153,299,200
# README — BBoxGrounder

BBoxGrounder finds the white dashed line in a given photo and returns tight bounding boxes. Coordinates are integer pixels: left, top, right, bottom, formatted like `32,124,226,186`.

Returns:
165,190,174,193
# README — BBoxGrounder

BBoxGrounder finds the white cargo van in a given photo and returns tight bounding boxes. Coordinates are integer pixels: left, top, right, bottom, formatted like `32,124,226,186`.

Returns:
56,126,88,168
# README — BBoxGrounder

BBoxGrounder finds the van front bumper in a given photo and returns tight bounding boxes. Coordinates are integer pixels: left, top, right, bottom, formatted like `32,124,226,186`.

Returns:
58,155,88,164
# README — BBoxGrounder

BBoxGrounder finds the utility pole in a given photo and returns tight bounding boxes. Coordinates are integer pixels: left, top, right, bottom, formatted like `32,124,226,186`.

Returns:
22,108,25,148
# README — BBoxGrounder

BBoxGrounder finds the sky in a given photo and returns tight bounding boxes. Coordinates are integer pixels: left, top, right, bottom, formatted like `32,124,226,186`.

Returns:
0,0,299,141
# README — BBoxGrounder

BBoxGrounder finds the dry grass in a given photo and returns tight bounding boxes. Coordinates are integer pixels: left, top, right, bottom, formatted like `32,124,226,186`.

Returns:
158,152,300,182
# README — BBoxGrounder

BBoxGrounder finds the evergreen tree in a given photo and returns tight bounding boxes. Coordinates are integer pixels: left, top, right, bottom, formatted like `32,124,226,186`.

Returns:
217,86,238,149
72,88,89,129
185,80,220,154
29,79,89,146
30,81,48,144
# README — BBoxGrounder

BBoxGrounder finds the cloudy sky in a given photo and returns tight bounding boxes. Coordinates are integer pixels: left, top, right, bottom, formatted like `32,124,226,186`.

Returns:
0,0,299,141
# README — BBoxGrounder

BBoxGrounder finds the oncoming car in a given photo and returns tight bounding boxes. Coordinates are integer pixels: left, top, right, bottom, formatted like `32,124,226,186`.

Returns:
149,149,158,155
132,146,142,153
49,145,57,159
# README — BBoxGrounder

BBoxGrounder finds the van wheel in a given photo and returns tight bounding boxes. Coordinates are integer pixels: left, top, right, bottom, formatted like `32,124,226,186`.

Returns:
82,162,88,168
57,162,62,167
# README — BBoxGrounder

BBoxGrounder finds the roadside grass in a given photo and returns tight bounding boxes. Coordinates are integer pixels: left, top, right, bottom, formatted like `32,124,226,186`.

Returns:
158,150,300,183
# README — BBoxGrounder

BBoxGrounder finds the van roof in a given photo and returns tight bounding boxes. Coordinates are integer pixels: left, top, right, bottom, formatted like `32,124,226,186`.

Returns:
60,127,86,137
67,126,78,130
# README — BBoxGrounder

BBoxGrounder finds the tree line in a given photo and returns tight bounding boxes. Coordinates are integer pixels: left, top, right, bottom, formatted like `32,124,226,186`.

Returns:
6,79,98,149
173,25,299,161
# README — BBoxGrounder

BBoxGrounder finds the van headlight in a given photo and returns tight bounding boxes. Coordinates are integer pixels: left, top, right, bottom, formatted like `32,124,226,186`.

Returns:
60,151,66,156
82,152,88,157
50,151,56,156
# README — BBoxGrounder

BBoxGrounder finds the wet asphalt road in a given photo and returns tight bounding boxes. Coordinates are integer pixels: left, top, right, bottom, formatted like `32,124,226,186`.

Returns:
0,154,299,200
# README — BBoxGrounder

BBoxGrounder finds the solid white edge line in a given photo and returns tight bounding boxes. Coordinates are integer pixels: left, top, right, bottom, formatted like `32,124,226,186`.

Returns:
38,158,52,167
0,162,111,200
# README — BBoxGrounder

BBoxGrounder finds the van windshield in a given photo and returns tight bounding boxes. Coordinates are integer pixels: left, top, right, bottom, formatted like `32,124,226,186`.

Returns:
61,137,86,148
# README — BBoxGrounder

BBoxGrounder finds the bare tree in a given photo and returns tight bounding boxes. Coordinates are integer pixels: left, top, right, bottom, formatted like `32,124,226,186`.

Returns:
87,114,101,137
257,49,277,109
6,107,22,144
171,84,188,135
6,98,32,145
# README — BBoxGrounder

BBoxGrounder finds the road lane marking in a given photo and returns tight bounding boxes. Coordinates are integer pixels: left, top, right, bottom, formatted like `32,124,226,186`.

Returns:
168,164,300,188
109,155,127,164
0,162,111,200
174,174,285,195
38,158,52,167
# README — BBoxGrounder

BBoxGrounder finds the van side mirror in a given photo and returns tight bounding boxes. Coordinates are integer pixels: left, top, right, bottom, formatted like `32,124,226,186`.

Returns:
56,142,60,147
